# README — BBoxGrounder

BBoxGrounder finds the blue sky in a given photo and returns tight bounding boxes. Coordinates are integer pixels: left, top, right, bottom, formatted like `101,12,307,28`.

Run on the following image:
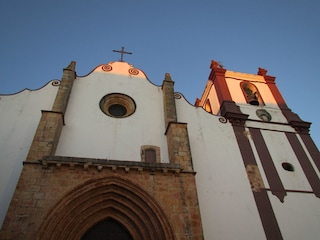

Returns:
0,0,319,148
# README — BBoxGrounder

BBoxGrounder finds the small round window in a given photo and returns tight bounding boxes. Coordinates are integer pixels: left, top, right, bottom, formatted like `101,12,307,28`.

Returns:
100,93,136,118
282,162,295,172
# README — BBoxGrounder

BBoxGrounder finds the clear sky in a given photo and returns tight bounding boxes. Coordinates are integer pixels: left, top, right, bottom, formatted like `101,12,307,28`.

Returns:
0,0,319,148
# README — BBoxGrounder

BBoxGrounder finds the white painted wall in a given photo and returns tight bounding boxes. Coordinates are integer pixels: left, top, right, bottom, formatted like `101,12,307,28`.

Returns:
2,64,319,239
175,96,266,240
0,82,59,227
55,68,169,162
270,192,320,240
260,130,316,191
177,90,320,239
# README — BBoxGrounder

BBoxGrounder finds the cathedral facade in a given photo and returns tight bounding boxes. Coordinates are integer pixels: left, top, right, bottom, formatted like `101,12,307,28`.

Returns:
0,57,319,239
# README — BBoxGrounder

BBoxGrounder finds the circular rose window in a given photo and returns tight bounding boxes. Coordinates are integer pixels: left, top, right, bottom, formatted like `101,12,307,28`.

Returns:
99,93,136,118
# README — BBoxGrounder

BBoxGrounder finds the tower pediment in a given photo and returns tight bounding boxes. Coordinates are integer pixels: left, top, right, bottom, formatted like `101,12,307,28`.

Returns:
93,61,148,79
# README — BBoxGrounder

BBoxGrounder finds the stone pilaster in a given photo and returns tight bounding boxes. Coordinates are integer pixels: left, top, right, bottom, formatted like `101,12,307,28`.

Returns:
52,61,76,114
25,61,76,162
165,122,193,171
26,111,64,162
162,73,193,171
162,73,177,129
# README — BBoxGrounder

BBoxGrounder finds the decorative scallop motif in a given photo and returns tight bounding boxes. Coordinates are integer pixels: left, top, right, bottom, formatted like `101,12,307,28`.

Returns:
219,117,227,124
102,64,112,72
174,93,182,99
51,80,60,86
128,68,139,75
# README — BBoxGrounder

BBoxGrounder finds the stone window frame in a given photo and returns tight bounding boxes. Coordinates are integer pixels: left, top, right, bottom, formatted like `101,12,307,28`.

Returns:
141,145,161,163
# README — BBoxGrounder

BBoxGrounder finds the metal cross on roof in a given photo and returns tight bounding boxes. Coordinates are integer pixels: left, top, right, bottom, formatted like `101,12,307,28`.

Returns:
112,47,132,62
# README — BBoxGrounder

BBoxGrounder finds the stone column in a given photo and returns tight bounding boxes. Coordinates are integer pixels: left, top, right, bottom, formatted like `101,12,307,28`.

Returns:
162,73,177,129
162,73,193,171
165,122,193,171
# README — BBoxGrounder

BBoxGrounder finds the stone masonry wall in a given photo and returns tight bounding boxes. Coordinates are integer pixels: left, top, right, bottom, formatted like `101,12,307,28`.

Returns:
166,123,193,172
0,161,203,240
26,111,63,162
0,64,203,239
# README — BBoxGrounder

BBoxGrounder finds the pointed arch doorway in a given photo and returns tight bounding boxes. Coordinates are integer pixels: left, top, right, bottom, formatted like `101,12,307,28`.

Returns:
82,218,133,240
37,176,174,240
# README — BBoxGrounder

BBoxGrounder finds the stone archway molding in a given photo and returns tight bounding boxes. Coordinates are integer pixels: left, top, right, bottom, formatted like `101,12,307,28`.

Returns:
37,176,174,240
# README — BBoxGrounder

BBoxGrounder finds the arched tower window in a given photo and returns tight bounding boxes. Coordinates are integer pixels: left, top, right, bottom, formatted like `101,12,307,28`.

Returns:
241,82,264,106
205,99,212,113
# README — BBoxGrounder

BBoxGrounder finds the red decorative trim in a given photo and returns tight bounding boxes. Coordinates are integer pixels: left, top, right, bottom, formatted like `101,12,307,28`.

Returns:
286,132,320,198
102,64,112,72
220,101,247,123
253,191,283,240
299,134,320,172
257,67,268,76
208,63,231,105
232,124,283,239
288,119,311,134
194,98,200,106
250,128,286,202
128,68,139,75
233,125,257,165
265,78,287,109
258,68,287,111
263,74,311,132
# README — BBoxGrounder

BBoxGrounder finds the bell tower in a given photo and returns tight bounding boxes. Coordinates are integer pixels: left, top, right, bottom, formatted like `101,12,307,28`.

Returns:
195,59,320,239
195,59,315,128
